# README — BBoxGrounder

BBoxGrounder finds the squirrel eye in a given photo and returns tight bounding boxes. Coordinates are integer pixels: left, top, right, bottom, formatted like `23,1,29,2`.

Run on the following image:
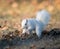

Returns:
25,23,27,25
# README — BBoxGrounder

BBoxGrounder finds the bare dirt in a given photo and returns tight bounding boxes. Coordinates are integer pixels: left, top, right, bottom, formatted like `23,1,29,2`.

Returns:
0,28,60,49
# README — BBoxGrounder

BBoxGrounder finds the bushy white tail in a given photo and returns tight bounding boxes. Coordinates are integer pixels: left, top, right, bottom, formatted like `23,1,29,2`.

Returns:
36,9,50,25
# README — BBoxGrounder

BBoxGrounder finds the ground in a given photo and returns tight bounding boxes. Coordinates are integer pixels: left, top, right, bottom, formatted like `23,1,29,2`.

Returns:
0,28,60,49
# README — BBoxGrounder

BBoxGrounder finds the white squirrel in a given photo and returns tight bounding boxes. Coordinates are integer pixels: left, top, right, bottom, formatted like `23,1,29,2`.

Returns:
21,9,50,38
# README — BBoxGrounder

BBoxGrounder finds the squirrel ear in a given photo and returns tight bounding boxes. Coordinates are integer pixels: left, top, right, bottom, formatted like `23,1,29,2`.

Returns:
26,19,28,23
23,19,28,22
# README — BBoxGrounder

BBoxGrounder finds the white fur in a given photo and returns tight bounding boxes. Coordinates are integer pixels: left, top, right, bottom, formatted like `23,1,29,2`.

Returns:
36,9,50,25
21,9,50,38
